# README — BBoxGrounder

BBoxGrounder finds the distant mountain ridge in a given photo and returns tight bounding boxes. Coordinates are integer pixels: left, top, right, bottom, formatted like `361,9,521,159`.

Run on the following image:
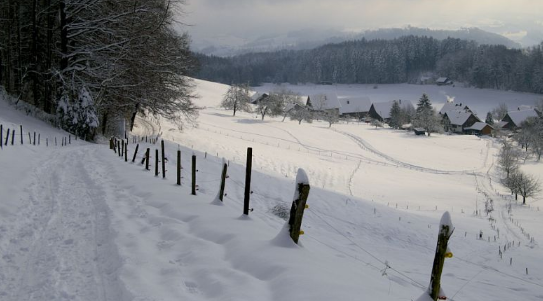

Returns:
193,26,521,57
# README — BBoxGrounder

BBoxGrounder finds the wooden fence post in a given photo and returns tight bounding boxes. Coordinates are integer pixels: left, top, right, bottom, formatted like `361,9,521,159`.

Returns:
38,134,40,145
33,132,36,145
243,147,253,215
219,160,228,202
118,142,121,156
155,149,159,176
288,169,310,244
191,154,197,195
124,141,128,162
161,140,165,178
20,125,23,144
177,150,181,186
4,128,9,146
69,135,71,144
55,137,57,146
428,212,454,301
132,144,139,163
1,124,3,149
121,140,124,157
28,132,31,144
145,148,150,170
11,130,15,145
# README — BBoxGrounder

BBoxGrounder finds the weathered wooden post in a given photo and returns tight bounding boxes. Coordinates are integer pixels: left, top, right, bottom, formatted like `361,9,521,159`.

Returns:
5,128,9,146
243,147,253,215
177,150,181,186
28,132,31,144
118,141,121,156
11,129,15,145
0,124,3,149
427,211,454,301
155,149,159,176
161,140,166,178
121,140,125,157
69,135,71,144
145,148,150,170
191,153,197,195
132,144,139,163
38,134,40,145
288,169,310,244
20,125,23,145
218,160,228,202
124,141,128,162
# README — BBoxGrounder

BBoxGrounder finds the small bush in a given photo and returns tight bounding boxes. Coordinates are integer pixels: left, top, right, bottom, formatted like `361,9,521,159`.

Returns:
270,203,290,220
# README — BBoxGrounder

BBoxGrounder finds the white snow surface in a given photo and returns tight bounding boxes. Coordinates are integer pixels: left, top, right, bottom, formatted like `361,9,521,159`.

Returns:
1,79,542,301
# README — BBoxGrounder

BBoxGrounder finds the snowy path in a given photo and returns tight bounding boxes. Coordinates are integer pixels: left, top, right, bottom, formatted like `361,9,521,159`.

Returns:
0,146,127,301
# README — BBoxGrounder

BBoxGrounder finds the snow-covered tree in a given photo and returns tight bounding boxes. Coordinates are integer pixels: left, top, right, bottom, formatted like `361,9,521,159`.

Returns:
498,140,520,178
491,103,508,121
506,171,541,204
290,105,313,125
485,112,494,125
221,85,252,116
321,110,340,128
413,94,442,136
257,92,286,120
388,100,402,129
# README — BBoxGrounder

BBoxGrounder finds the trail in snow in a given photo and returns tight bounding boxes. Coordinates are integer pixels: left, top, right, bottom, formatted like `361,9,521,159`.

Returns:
0,146,127,301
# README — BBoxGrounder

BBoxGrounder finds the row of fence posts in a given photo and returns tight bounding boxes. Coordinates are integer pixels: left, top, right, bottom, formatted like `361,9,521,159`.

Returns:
108,136,313,245
1,124,74,149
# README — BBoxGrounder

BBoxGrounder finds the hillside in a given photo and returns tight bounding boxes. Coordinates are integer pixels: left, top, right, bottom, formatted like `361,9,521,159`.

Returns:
0,80,542,300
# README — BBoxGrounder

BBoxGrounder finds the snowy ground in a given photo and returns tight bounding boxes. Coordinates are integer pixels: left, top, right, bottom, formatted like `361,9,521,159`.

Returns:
0,80,542,301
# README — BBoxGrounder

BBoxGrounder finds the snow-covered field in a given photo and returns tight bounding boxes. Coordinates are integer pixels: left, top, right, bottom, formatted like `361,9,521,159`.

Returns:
0,80,542,301
254,82,543,116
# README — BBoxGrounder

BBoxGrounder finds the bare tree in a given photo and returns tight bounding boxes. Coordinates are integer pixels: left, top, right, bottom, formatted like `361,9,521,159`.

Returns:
491,103,509,121
498,140,520,178
221,84,252,116
508,171,541,205
321,110,340,128
289,105,313,125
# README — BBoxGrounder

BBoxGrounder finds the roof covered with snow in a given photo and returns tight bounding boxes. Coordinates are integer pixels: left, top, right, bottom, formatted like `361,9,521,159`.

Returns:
464,122,492,131
338,96,372,115
308,93,341,110
444,110,480,126
371,100,414,120
504,109,540,127
436,77,449,83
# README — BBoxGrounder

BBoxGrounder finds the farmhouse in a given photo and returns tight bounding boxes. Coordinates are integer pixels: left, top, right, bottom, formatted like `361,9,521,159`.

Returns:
464,122,493,136
439,102,473,115
501,108,541,130
368,99,415,122
307,93,341,114
436,77,453,86
338,96,372,118
442,111,481,133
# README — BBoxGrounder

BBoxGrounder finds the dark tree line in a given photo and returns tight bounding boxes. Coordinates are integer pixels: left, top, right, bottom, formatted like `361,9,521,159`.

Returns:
195,36,543,95
0,0,197,139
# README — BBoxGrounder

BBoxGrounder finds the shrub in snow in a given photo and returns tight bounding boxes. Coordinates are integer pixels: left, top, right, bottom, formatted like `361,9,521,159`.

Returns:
270,203,290,220
57,87,99,140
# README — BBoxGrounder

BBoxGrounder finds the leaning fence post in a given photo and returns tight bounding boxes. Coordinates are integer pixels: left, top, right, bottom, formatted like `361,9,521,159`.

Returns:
38,134,40,145
145,148,150,170
118,141,121,157
11,129,15,145
191,153,197,195
20,125,23,144
28,132,31,144
161,140,166,178
427,212,454,301
1,124,3,149
288,168,311,244
177,149,181,186
219,159,228,202
124,141,128,162
132,144,139,163
243,147,253,215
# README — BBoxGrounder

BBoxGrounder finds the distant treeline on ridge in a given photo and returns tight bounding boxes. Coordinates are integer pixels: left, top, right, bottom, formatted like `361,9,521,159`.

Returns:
194,36,543,94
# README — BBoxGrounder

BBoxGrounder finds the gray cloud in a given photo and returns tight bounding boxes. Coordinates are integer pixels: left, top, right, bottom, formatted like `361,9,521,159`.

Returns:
180,0,543,48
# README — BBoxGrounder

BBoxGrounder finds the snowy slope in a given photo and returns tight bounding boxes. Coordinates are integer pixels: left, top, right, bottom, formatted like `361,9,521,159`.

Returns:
1,80,542,301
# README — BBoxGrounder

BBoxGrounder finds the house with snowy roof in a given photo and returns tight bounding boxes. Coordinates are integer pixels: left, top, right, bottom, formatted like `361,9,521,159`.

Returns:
439,102,473,115
436,77,453,86
442,110,481,133
464,122,493,136
368,99,415,122
338,96,372,118
306,93,341,114
251,93,268,105
500,108,541,130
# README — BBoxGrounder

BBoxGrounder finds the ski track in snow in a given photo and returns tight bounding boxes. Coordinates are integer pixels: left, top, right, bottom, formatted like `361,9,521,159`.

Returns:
0,147,127,301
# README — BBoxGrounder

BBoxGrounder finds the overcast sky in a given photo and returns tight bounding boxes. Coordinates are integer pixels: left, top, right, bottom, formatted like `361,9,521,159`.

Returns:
181,0,543,47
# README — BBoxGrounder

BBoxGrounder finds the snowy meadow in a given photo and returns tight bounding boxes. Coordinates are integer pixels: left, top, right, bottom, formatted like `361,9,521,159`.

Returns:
0,79,542,300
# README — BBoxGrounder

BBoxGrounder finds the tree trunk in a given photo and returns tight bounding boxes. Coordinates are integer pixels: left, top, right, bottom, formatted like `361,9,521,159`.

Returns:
523,196,526,205
130,103,140,132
